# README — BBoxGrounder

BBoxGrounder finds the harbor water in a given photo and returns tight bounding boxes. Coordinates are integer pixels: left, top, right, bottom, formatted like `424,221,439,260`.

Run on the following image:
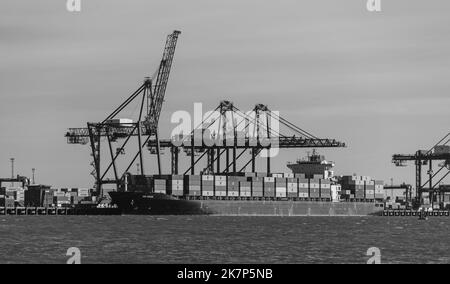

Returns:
0,216,449,264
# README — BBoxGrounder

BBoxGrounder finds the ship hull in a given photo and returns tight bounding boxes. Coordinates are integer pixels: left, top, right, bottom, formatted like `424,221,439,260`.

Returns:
109,192,384,216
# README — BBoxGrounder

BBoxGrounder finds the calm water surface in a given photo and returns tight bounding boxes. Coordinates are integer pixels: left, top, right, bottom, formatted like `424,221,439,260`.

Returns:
0,216,449,264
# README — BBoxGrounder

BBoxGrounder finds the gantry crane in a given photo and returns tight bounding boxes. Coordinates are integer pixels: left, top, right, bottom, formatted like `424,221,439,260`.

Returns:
153,100,346,176
65,30,181,195
392,132,450,207
66,30,347,196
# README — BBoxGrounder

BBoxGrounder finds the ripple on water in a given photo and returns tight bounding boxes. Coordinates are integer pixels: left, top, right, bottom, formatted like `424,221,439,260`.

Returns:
0,216,449,264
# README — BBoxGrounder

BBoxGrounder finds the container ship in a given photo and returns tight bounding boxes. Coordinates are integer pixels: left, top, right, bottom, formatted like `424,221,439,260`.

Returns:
109,152,386,216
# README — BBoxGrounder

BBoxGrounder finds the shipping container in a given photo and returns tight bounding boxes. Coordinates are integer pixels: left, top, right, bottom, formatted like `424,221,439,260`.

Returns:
263,186,275,197
263,177,275,183
201,190,214,197
214,189,227,197
276,188,287,198
171,177,184,196
186,185,201,196
309,188,320,198
251,181,263,197
239,181,251,197
298,192,309,198
271,173,283,178
294,173,306,179
287,178,298,195
0,197,15,208
202,175,214,181
313,174,324,180
309,179,320,191
320,179,331,189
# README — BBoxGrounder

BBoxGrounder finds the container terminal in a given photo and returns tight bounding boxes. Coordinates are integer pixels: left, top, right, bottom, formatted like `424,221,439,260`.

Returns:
2,30,450,217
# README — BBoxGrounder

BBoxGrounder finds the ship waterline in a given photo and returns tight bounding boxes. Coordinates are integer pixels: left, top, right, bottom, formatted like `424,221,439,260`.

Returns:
109,192,384,216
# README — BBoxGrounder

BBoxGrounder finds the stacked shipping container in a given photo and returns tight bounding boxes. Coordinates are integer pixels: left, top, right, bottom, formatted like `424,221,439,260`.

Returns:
275,178,287,198
340,176,384,200
201,175,214,197
153,179,167,194
287,178,298,198
184,175,201,196
320,179,331,199
215,176,227,197
239,181,251,197
251,177,264,197
227,176,242,197
309,179,320,198
297,178,308,198
263,177,275,198
168,175,184,196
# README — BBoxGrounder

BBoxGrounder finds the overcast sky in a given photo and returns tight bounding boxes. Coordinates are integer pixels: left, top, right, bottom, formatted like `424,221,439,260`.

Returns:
1,0,449,188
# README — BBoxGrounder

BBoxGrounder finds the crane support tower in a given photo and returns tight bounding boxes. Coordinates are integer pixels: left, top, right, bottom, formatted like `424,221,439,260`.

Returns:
66,30,347,196
66,30,181,196
392,132,450,208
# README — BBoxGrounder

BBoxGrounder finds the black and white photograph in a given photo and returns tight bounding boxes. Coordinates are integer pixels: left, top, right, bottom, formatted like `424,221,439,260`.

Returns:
1,0,450,268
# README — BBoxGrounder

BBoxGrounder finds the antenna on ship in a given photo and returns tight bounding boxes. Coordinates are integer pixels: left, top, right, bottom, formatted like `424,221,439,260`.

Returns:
32,168,36,185
10,158,15,187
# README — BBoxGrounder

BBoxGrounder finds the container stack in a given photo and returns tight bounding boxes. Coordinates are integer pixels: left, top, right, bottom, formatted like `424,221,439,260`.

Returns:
250,177,263,197
54,191,70,206
239,181,251,197
309,178,320,199
153,179,167,194
263,177,275,197
364,180,375,200
227,176,246,197
184,175,201,196
0,187,14,208
43,189,55,207
298,178,309,198
77,188,90,198
0,187,15,208
66,190,78,204
256,172,268,178
127,175,153,192
25,187,43,207
287,178,298,198
313,174,325,180
340,176,383,200
16,188,25,207
167,175,184,197
320,179,331,199
421,192,430,206
214,176,227,197
275,177,287,198
294,173,306,179
201,175,214,197
374,181,384,200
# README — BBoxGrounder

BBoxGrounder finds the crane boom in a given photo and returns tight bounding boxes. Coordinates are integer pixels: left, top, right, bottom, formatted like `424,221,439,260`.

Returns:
145,30,181,134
